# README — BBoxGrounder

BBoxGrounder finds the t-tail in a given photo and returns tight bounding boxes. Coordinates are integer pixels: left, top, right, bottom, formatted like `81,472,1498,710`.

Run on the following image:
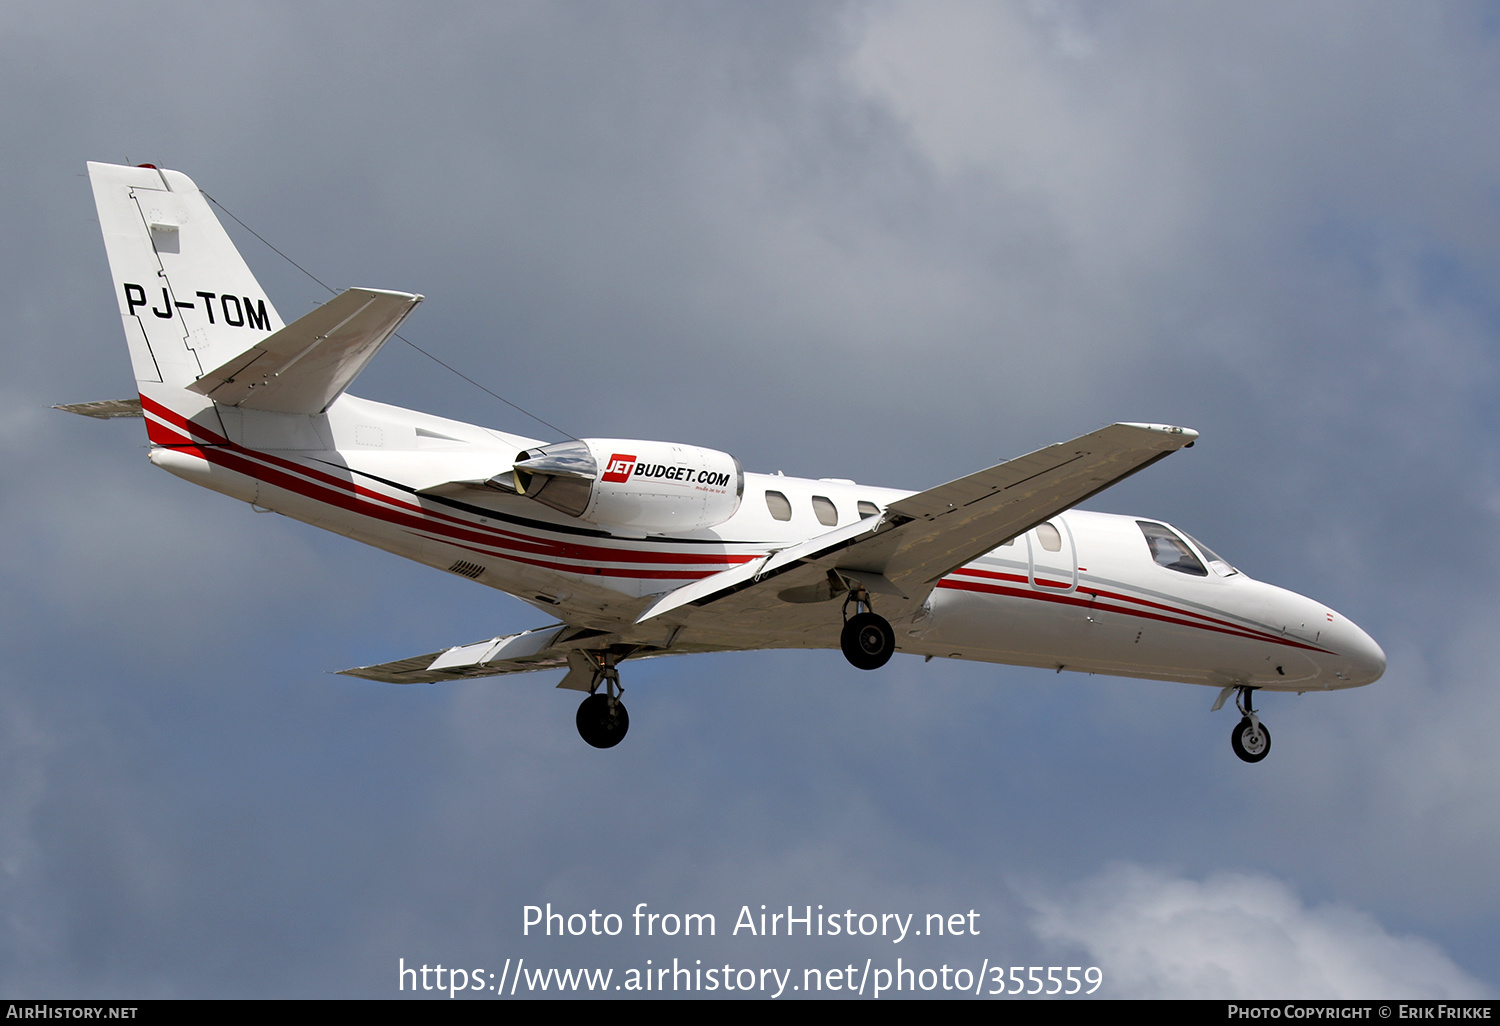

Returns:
86,162,420,446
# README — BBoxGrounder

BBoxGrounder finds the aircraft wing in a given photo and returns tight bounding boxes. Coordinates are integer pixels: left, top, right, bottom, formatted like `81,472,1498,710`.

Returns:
862,421,1197,589
188,287,421,414
337,623,702,690
638,422,1197,625
338,625,585,685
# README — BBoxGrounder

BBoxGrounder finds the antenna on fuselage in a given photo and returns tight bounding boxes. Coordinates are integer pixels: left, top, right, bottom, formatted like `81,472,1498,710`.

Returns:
203,191,578,441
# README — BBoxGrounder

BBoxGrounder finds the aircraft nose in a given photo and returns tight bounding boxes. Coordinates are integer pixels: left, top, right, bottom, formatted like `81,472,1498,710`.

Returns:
1330,616,1386,687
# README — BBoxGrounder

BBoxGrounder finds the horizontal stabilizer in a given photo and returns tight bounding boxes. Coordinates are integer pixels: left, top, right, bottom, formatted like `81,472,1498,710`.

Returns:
53,398,143,419
188,287,422,415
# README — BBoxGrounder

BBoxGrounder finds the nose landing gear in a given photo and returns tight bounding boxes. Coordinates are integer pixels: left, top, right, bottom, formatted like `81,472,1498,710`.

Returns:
1227,685,1271,763
840,585,895,670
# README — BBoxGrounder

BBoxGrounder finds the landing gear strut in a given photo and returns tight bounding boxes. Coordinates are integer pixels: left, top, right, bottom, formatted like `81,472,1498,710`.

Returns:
840,585,895,670
575,652,629,749
1229,685,1271,763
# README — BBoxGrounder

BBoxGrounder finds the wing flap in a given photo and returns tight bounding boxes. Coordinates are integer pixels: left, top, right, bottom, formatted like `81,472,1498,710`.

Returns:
335,621,716,685
337,625,571,684
635,556,770,623
188,287,422,414
635,513,886,623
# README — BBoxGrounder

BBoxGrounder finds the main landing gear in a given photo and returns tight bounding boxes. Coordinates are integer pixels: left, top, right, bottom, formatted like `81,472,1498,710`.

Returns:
840,586,895,671
574,652,629,749
1227,685,1271,764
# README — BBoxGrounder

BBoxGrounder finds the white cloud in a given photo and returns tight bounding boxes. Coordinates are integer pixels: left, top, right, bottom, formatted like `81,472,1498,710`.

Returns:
1027,863,1490,998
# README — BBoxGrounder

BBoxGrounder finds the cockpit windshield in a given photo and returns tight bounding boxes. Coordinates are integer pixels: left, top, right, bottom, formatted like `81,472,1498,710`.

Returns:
1136,521,1207,576
1184,533,1239,577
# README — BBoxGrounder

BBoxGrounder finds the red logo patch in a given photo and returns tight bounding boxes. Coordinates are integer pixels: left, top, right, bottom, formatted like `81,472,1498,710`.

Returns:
602,454,637,483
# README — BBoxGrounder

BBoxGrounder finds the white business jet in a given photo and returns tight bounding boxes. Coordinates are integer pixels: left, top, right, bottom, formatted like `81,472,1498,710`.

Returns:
64,162,1385,760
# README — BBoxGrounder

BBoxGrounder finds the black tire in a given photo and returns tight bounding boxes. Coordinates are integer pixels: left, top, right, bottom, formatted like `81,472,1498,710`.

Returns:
841,612,895,671
576,693,629,749
1231,716,1271,763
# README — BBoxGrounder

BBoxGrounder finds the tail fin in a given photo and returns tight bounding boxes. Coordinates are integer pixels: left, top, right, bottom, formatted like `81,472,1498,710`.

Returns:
90,164,423,437
88,162,284,393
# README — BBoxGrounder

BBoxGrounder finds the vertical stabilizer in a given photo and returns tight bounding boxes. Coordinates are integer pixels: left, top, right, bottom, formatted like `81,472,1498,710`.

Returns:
88,162,286,441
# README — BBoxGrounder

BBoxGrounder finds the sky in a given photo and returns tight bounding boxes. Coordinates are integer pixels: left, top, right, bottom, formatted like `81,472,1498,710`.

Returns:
2,0,1498,999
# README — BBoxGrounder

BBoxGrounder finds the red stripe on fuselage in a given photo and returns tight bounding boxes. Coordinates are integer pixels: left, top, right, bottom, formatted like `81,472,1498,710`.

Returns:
138,395,759,580
138,397,1323,646
938,574,1330,654
945,564,1317,650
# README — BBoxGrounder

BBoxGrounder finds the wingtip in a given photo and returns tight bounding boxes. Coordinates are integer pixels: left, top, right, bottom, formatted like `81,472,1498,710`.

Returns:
1118,422,1199,445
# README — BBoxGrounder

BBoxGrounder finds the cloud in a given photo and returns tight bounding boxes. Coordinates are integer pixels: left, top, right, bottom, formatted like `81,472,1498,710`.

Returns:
1027,863,1491,999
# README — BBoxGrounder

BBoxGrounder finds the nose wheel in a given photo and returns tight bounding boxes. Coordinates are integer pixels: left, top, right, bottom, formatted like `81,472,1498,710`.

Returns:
1227,685,1271,763
840,586,895,670
1230,716,1271,762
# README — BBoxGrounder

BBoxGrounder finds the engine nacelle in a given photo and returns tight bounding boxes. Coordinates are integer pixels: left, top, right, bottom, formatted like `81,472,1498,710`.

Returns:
509,438,744,533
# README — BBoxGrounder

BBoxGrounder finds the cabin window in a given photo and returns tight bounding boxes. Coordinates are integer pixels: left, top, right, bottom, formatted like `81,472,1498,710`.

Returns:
812,496,838,526
765,490,792,521
857,500,880,519
1137,521,1208,576
1035,522,1063,552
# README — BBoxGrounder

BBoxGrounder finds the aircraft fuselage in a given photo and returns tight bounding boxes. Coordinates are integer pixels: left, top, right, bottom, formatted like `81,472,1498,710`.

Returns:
141,390,1385,697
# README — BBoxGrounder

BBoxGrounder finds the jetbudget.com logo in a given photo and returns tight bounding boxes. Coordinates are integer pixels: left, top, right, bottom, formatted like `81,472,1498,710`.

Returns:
602,454,637,483
601,453,734,489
